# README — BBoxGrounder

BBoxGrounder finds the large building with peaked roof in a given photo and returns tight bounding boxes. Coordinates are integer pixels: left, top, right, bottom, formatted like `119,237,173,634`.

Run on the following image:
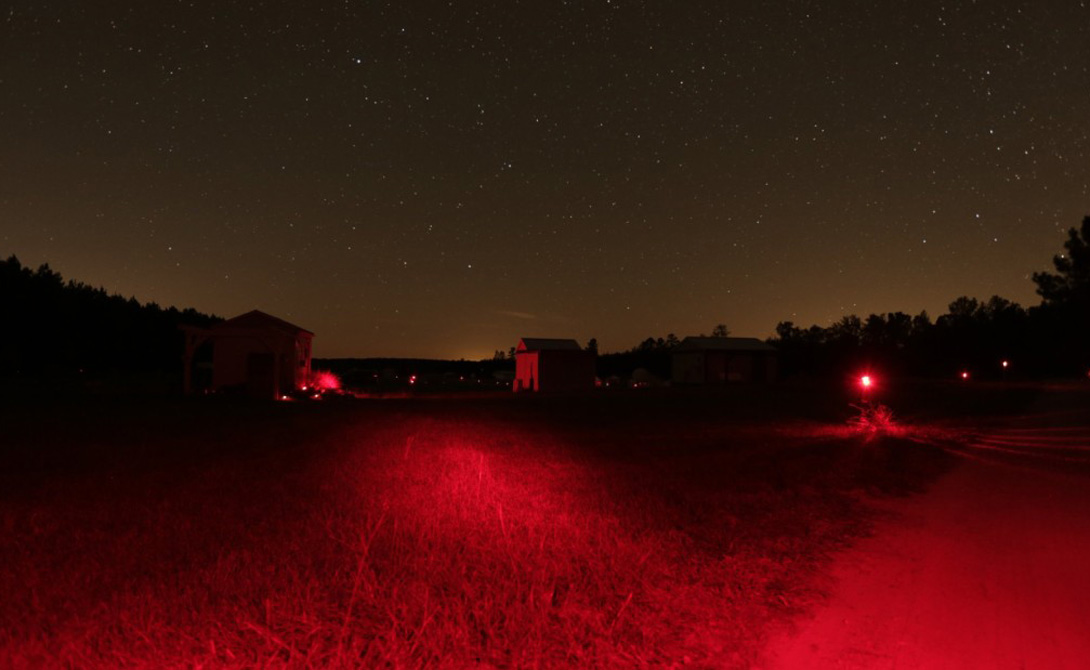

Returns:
183,310,313,399
514,337,596,392
671,336,777,385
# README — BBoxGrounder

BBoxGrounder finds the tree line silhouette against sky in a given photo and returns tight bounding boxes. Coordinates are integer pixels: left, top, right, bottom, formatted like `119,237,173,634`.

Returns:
2,216,1088,386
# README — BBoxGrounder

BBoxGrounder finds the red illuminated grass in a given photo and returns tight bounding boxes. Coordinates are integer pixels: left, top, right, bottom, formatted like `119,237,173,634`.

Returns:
0,391,951,668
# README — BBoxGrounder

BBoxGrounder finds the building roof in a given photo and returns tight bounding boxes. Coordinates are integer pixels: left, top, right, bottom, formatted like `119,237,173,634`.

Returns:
674,336,777,353
213,310,314,336
517,338,583,352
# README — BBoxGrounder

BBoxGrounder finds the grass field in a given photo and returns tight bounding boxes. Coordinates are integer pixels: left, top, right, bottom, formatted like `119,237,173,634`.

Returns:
0,384,979,669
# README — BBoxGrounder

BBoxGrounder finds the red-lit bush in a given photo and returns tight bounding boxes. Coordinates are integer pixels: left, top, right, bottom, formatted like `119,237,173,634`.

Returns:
848,401,899,436
309,369,342,391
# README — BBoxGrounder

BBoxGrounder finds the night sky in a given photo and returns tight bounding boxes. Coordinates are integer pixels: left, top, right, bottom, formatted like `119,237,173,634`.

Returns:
3,2,1088,359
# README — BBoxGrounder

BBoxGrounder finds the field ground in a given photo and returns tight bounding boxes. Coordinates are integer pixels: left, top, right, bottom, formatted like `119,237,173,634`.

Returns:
760,388,1090,669
1,381,1086,668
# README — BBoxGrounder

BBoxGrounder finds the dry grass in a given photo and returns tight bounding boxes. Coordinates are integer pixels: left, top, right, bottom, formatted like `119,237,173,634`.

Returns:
0,389,953,669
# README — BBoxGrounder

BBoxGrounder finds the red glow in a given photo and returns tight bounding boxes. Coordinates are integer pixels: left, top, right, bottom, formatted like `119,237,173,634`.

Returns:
860,375,872,388
409,374,417,385
1002,360,1010,368
961,371,970,380
849,402,899,436
310,370,341,391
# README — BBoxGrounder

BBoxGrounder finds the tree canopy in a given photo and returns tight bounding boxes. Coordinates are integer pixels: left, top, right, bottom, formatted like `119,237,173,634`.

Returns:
1033,215,1090,307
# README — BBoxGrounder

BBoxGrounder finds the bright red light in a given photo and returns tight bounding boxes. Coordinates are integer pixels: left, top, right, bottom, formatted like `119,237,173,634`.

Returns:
860,375,872,388
961,371,970,380
409,375,417,385
310,370,341,391
1002,360,1009,368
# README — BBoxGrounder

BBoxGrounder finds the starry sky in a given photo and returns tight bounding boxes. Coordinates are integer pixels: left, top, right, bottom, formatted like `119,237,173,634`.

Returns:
2,2,1088,359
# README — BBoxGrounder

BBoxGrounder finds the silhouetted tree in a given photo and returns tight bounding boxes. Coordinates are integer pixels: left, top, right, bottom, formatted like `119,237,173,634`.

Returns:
828,315,863,346
910,311,932,337
0,255,219,385
711,323,729,337
1033,215,1090,307
1029,216,1090,374
585,338,598,355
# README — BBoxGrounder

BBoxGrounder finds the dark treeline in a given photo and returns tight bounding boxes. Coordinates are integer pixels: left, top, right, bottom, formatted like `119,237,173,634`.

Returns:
596,328,729,381
772,217,1090,380
3,216,1087,388
772,299,1032,379
594,218,1090,381
597,333,681,381
0,256,220,381
315,357,513,390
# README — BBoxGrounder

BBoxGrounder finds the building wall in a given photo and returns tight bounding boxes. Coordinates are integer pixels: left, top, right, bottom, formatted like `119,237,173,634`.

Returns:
514,351,540,392
672,351,777,385
514,350,595,392
212,331,308,398
293,335,313,389
538,350,596,391
727,354,754,382
672,352,706,384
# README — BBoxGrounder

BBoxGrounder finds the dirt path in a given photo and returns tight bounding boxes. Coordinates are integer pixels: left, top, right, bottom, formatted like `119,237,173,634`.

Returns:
759,426,1090,669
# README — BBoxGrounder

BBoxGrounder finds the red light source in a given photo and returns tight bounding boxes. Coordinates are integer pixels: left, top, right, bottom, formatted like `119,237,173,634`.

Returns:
1001,360,1009,368
310,370,341,391
860,375,872,388
961,371,970,380
409,375,417,385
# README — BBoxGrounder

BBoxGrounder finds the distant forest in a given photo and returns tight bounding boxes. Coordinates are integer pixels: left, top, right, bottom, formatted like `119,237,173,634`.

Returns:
597,216,1090,380
0,256,219,384
1,216,1087,388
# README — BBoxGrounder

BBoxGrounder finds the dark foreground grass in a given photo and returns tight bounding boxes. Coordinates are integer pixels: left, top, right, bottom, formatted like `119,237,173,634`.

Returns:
0,387,956,669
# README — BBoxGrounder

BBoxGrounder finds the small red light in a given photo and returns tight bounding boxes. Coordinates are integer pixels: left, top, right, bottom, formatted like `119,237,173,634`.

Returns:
1001,360,1009,368
860,375,872,388
409,375,417,385
961,371,969,380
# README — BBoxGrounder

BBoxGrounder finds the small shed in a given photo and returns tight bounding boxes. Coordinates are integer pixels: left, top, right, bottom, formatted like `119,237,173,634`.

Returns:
514,338,596,392
183,310,313,399
671,336,777,385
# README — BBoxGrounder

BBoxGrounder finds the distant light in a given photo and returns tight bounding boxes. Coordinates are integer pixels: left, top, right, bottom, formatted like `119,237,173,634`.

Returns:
409,375,417,385
860,375,872,388
1001,360,1009,368
961,371,970,380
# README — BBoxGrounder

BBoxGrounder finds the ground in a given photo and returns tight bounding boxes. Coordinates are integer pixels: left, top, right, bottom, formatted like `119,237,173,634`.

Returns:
0,382,1086,668
760,389,1090,669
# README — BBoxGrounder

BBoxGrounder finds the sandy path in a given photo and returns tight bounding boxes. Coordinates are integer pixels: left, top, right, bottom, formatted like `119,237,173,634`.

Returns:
759,432,1090,669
